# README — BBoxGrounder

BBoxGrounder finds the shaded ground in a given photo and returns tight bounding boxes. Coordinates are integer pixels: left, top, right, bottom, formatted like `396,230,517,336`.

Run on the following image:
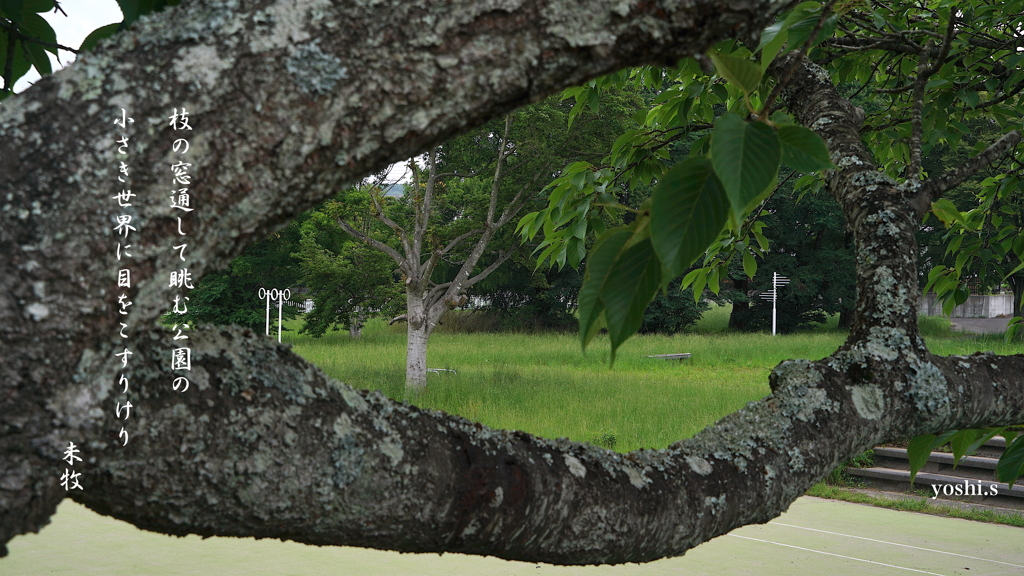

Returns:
948,317,1012,335
6,497,1023,575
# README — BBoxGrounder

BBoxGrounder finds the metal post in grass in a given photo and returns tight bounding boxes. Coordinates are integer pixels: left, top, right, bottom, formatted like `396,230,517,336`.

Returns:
258,287,292,342
759,273,790,335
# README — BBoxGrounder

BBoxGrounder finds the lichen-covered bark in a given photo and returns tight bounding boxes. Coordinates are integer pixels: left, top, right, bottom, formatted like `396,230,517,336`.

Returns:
3,0,1024,565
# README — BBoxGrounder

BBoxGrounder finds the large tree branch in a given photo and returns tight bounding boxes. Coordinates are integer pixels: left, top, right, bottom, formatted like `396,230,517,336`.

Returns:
914,130,1022,216
461,249,516,291
486,116,513,226
11,0,1023,567
63,325,1024,564
336,218,407,268
422,227,482,282
3,0,803,550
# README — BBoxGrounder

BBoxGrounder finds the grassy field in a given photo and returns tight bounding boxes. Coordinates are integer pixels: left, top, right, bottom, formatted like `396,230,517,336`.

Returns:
286,305,1024,453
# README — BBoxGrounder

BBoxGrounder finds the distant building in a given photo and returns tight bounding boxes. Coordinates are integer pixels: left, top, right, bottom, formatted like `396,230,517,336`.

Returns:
919,293,1015,318
383,182,405,198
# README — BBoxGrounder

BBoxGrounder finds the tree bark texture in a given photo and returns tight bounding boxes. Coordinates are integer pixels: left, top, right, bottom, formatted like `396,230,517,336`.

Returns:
3,0,1024,566
405,293,432,391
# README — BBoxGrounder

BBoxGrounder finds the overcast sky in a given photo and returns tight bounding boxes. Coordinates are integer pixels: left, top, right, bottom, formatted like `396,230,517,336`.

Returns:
14,2,123,92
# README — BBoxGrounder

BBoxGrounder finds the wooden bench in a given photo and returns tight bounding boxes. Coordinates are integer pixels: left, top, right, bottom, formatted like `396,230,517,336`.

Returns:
644,353,692,362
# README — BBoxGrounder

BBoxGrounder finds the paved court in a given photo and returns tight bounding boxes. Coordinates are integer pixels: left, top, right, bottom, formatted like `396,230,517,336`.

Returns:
5,497,1022,575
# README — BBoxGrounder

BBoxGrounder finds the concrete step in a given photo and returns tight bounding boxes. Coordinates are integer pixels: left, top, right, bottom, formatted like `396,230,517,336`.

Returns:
871,447,1000,481
846,467,1024,509
842,435,1024,509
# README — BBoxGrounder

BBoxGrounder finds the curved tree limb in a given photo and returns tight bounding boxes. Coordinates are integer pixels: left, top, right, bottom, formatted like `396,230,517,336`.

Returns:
914,130,1022,216
1,0,802,551
5,0,1024,567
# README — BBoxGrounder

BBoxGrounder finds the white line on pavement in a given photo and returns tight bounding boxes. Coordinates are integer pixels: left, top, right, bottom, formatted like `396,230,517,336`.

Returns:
727,534,947,575
768,522,1024,568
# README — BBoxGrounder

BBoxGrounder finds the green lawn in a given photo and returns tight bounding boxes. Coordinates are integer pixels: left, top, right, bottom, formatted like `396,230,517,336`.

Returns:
286,305,1024,453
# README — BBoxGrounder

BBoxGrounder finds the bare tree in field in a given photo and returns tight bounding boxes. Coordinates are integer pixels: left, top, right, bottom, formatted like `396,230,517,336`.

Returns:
2,0,1023,567
337,117,531,391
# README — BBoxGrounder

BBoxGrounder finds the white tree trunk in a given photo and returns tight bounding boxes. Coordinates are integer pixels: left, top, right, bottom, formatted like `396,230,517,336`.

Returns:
406,326,430,392
405,294,430,392
349,307,364,339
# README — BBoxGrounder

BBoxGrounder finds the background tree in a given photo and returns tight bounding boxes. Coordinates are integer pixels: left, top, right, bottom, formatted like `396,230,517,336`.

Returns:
444,90,642,332
168,224,303,332
450,255,584,332
919,119,1024,327
739,182,856,333
639,282,708,334
294,202,403,339
336,125,532,391
5,0,1024,566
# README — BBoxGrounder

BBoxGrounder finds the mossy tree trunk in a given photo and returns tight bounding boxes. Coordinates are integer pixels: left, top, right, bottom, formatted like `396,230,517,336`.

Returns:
3,0,1023,566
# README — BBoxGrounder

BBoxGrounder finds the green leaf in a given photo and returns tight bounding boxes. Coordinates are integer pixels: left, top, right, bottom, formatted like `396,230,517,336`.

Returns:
22,0,53,11
601,238,662,363
578,228,632,351
79,23,121,53
948,429,981,466
996,435,1024,488
1006,317,1023,344
743,250,757,278
778,124,834,172
907,430,958,484
759,25,789,71
650,157,730,282
961,428,1006,462
711,112,781,220
707,265,720,294
116,0,141,28
709,51,763,97
906,434,936,484
20,11,57,54
770,110,795,125
711,83,729,102
957,89,980,109
930,198,968,228
1001,259,1024,281
786,12,838,53
691,268,708,304
22,40,49,76
0,0,25,23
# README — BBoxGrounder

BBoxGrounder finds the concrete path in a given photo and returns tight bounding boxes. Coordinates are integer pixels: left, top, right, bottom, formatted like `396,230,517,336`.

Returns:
5,497,1022,575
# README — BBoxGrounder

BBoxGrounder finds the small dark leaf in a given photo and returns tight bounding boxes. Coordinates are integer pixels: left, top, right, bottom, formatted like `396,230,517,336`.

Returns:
711,112,781,220
0,0,25,23
996,435,1024,488
907,434,935,484
650,157,729,282
79,23,121,53
22,40,50,76
708,51,762,97
20,12,57,56
578,227,632,351
600,237,661,363
778,124,834,173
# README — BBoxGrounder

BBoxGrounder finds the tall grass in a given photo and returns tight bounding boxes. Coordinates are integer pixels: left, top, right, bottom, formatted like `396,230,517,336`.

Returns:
285,305,1023,454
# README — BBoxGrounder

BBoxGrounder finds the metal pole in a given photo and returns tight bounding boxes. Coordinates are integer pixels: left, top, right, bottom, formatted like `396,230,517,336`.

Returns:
772,273,778,336
277,294,283,343
258,288,270,336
